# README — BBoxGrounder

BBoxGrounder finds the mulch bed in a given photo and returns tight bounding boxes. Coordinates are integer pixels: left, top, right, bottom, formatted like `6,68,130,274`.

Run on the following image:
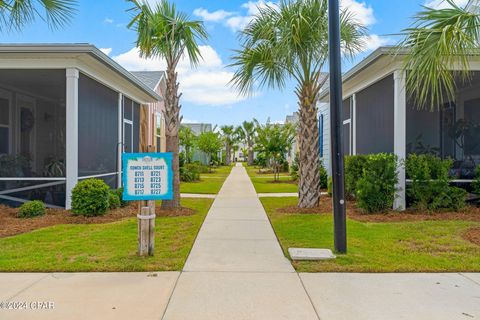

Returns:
277,199,480,223
463,228,480,246
0,204,196,238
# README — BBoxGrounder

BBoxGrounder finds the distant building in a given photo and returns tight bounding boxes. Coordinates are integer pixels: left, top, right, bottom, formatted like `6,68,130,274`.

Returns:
285,112,299,166
181,123,213,164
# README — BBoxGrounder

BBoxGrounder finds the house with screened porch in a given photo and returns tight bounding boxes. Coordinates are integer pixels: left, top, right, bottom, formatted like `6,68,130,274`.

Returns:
0,44,166,209
319,46,480,210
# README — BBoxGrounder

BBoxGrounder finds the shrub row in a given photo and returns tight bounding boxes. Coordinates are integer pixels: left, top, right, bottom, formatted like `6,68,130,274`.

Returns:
71,179,128,216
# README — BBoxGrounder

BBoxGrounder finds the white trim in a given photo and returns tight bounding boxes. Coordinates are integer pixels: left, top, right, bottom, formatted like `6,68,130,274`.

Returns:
65,68,79,210
117,93,123,188
393,70,406,211
0,177,65,181
352,93,357,155
342,119,351,125
406,179,475,183
78,172,118,180
0,180,65,195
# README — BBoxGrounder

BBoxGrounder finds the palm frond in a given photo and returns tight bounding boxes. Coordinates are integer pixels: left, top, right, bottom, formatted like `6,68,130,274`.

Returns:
399,1,480,110
0,0,77,31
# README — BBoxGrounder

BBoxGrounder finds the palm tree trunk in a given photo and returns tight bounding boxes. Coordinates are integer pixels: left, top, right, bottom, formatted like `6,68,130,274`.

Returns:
225,143,231,165
161,66,181,209
247,140,254,166
297,85,321,208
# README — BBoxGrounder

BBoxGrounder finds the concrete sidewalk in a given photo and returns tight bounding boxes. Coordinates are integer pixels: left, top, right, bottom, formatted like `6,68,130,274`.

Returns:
162,163,318,319
1,163,479,319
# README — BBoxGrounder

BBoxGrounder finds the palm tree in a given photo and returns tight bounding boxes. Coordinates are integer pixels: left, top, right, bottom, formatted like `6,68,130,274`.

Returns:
237,121,256,166
230,0,365,208
1,0,76,31
127,0,208,209
400,0,480,110
220,125,235,165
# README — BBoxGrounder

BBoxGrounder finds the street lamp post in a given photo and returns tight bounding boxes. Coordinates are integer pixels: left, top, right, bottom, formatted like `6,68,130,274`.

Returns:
328,0,347,253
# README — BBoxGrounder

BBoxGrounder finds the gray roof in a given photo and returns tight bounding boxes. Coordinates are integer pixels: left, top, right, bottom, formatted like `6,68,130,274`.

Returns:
131,71,165,91
0,43,161,101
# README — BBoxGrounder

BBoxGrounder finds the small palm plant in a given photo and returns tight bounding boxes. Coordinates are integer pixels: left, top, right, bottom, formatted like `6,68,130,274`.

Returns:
400,0,480,110
1,0,77,31
230,0,365,208
127,0,208,209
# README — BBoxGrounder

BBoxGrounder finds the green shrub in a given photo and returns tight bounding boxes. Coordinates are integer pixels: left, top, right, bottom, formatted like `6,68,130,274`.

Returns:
18,200,46,218
185,162,209,174
180,166,200,182
108,190,121,209
473,166,480,195
116,188,128,208
356,153,398,213
406,154,466,211
71,179,110,216
345,155,369,198
319,163,328,189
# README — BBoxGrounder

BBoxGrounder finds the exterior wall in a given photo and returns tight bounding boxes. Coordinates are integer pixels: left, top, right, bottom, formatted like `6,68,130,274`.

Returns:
318,103,331,175
146,77,166,152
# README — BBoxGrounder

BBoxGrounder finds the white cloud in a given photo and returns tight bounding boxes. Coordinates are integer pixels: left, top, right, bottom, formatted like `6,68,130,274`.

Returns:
104,17,113,24
424,0,468,9
193,8,234,22
100,48,112,55
361,34,393,51
112,46,247,106
341,0,376,26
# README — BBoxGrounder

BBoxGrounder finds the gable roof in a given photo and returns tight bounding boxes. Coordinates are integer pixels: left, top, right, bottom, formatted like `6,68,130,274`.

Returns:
131,71,165,91
0,43,161,102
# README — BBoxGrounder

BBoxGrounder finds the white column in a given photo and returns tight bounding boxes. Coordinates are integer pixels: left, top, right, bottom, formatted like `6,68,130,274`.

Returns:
65,68,79,209
118,93,123,188
393,70,406,211
352,93,357,155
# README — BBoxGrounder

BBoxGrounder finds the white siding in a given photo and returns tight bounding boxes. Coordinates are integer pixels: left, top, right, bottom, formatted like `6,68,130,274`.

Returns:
318,102,331,176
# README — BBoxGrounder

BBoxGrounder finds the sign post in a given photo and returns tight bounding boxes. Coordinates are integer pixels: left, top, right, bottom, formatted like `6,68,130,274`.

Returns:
122,152,174,256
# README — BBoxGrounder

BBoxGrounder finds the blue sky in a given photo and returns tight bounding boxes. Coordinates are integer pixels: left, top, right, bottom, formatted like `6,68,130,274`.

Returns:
1,0,468,125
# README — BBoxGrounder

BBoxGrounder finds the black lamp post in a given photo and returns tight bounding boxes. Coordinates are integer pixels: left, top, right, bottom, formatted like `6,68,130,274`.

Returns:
328,0,347,253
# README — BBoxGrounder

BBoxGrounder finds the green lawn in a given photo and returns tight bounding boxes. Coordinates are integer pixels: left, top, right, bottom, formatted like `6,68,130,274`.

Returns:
180,165,233,194
0,198,213,272
245,166,298,193
261,197,480,272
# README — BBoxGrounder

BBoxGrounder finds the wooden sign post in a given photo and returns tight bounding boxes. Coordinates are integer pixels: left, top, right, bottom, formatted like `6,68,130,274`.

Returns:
123,153,174,256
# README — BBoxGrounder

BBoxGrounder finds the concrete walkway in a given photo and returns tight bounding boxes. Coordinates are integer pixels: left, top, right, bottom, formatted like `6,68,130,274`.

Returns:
162,163,318,319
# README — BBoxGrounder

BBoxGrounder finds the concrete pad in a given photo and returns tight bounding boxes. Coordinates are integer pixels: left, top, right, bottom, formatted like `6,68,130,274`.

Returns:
0,272,179,320
288,248,336,260
0,273,48,301
300,273,480,320
462,273,480,285
205,207,267,221
184,239,294,272
198,220,277,240
163,272,318,320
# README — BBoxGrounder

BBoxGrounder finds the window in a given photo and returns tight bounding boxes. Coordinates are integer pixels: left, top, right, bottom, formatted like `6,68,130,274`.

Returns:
319,114,324,157
123,97,134,153
155,112,162,152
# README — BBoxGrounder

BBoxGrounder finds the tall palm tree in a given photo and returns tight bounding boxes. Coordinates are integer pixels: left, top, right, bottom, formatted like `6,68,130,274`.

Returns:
220,125,235,165
230,0,365,208
127,0,208,209
400,0,480,110
1,0,76,31
237,121,256,165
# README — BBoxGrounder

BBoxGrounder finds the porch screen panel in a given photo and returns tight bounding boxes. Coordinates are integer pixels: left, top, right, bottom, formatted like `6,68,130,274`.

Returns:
0,69,66,178
355,75,394,154
342,97,351,121
78,74,118,177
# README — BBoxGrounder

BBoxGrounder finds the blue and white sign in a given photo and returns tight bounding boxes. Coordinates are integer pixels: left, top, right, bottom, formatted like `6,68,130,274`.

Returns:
122,153,174,201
